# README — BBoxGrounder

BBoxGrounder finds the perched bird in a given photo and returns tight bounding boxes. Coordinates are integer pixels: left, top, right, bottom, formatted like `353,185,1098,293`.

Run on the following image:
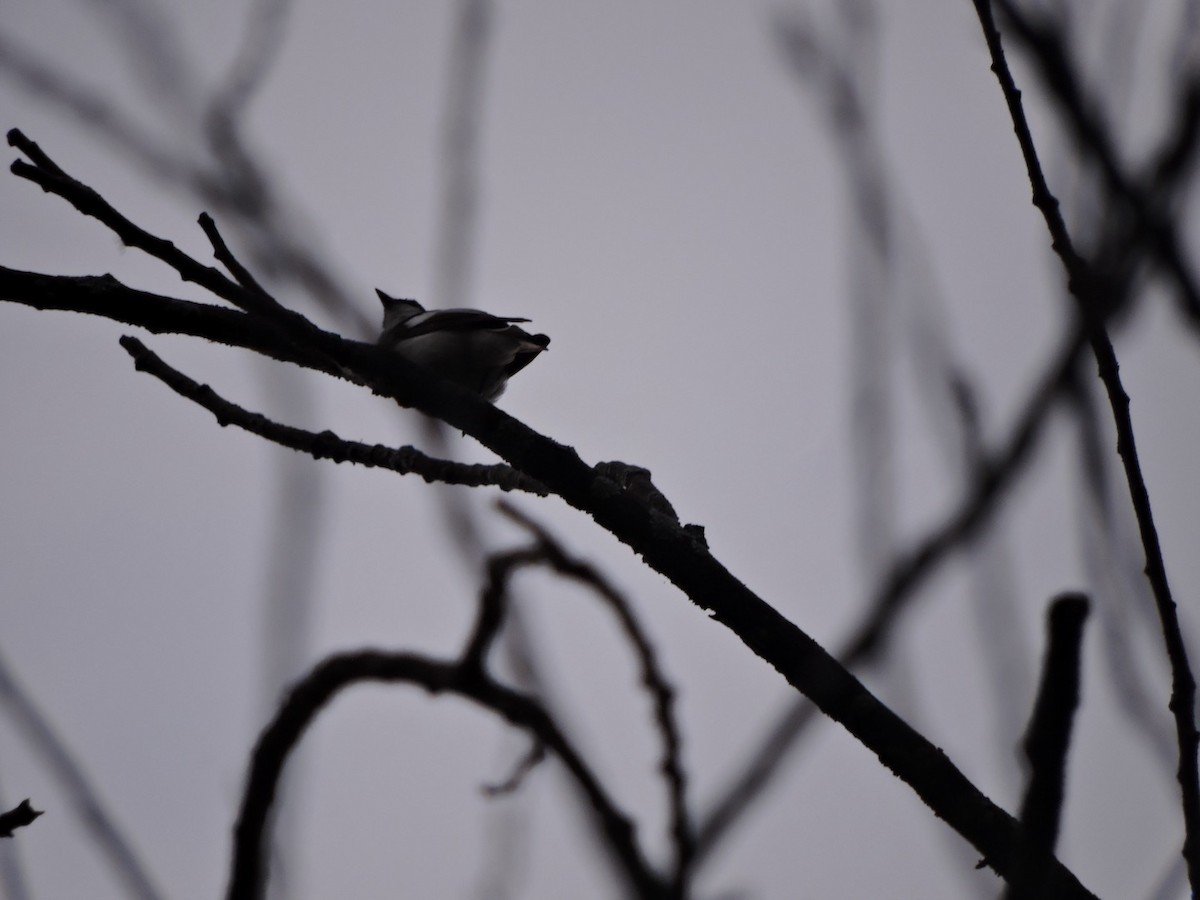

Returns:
375,289,550,401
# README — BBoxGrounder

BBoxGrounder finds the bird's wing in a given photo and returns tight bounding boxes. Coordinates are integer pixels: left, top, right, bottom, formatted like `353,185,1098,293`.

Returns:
393,309,532,340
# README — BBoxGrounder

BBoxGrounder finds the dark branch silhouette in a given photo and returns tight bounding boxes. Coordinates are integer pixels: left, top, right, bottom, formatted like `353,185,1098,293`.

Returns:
1004,593,1090,900
992,0,1200,331
694,317,1089,863
0,802,42,839
4,128,1099,898
226,650,667,900
971,3,1200,890
481,738,546,797
498,501,694,895
118,335,547,494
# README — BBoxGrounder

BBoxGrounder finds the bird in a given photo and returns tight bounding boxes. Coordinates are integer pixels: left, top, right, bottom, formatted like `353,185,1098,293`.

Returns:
374,289,550,401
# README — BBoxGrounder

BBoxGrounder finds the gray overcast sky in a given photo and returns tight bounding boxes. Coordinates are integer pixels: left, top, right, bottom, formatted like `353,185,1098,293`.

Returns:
1,1,1198,897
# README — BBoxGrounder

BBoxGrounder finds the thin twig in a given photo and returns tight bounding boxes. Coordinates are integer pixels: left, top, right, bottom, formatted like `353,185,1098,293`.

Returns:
226,650,667,900
1069,373,1175,768
497,501,693,897
8,129,295,324
465,536,669,893
971,1,1200,889
117,336,548,495
460,546,548,672
481,739,547,797
991,1,1200,332
198,213,272,298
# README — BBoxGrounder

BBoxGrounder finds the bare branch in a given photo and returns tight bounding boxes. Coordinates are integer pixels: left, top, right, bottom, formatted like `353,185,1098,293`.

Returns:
991,1,1200,333
694,12,1042,869
0,266,334,375
6,141,1099,898
226,650,666,900
971,2,1200,889
498,501,694,894
117,335,548,494
0,801,42,839
852,323,1086,662
460,546,549,673
1069,375,1175,768
694,319,1085,864
1004,593,1089,900
198,212,273,299
481,739,547,797
8,128,294,323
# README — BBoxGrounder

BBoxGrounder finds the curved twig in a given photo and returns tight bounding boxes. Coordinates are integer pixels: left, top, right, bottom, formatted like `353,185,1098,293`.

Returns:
460,546,549,672
226,650,666,900
497,501,694,895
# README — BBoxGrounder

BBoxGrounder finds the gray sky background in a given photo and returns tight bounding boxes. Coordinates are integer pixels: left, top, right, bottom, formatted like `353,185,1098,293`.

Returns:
1,1,1198,898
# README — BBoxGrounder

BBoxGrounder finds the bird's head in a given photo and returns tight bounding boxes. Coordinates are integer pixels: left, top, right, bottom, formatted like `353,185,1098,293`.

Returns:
375,289,426,331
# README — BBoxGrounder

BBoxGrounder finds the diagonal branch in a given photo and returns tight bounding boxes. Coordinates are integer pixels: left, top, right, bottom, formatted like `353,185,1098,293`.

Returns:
693,312,1077,860
846,314,1087,666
